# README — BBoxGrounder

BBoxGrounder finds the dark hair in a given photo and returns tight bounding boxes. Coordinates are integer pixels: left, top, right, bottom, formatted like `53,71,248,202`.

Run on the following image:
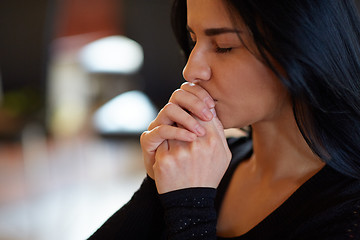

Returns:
171,0,360,179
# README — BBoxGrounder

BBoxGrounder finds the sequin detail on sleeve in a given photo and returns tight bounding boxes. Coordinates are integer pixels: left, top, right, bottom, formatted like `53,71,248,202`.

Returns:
160,188,217,240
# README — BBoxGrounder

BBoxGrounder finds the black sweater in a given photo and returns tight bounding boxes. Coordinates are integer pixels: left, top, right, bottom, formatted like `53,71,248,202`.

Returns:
89,137,360,239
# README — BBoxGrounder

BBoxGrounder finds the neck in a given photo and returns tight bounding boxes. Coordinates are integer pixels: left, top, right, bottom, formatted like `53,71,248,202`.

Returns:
249,106,325,183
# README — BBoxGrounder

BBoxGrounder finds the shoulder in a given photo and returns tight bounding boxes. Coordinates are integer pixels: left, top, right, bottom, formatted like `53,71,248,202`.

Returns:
298,165,360,212
293,167,360,239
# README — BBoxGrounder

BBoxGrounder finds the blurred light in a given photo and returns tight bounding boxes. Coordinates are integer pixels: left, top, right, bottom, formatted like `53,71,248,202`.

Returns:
79,36,144,74
93,90,157,134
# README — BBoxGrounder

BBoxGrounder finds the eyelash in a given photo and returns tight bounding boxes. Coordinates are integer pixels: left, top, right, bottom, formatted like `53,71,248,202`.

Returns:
188,39,233,54
215,47,233,54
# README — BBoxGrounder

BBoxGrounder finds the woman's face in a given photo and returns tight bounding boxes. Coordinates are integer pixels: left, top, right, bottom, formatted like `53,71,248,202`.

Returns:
183,0,291,129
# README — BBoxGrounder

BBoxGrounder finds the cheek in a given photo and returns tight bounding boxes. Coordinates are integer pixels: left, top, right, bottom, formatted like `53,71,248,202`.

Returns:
216,61,288,127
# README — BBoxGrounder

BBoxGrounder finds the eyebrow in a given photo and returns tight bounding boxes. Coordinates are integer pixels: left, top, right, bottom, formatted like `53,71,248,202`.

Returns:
187,26,241,36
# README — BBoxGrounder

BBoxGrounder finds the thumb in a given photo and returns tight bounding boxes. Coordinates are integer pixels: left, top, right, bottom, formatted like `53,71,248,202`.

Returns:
194,109,231,159
196,108,224,136
210,108,232,159
210,108,223,132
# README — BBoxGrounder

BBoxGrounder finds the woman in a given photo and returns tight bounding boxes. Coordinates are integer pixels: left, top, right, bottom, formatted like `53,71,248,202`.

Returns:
89,0,360,239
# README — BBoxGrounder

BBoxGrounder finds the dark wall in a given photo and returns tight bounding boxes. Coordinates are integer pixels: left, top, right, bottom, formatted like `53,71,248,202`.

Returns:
0,0,53,92
0,0,54,138
123,0,185,109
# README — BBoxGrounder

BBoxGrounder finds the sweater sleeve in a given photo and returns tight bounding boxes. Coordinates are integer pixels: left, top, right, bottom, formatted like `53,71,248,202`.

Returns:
88,176,165,240
159,187,218,240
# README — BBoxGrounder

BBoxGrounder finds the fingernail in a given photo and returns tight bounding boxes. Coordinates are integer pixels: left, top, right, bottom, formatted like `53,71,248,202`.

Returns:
203,109,213,120
210,108,217,117
195,125,206,136
205,97,215,108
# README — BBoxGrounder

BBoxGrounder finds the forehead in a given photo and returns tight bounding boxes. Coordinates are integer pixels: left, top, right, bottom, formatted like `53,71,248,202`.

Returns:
186,0,234,28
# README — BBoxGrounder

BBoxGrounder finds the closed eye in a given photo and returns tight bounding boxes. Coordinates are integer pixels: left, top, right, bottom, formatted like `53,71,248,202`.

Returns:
216,47,233,53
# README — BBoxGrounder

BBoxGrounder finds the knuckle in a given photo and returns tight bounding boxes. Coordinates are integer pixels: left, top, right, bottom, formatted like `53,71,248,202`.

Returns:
162,102,175,112
140,131,152,147
157,125,169,138
208,136,218,148
140,131,147,143
190,141,202,152
154,156,172,173
170,89,183,101
173,147,188,159
147,119,157,130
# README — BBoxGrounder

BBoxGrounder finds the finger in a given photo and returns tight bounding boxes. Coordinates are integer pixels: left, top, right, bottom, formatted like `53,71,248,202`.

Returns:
210,108,224,135
209,109,232,159
205,108,226,143
169,89,214,121
181,82,215,109
148,103,206,136
156,139,169,154
193,109,231,159
141,125,197,154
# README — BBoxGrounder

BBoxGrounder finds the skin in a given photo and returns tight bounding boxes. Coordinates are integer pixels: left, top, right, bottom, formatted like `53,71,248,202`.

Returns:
140,0,325,236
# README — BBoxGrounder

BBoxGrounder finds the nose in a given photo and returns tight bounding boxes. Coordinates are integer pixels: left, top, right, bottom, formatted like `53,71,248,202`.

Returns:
182,47,211,83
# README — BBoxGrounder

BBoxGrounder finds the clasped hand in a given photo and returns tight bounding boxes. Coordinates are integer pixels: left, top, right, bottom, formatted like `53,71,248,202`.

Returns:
140,82,232,194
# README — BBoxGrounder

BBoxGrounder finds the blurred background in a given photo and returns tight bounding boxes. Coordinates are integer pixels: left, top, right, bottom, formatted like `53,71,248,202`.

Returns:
0,0,185,239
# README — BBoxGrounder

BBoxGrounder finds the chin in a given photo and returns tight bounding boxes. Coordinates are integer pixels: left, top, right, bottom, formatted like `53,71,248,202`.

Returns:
219,116,250,131
215,106,240,129
216,114,230,129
